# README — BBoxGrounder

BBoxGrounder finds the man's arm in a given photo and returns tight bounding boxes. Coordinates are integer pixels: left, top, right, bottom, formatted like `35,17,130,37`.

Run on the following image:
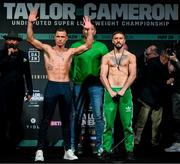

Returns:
27,10,47,51
100,55,117,97
118,53,137,96
70,16,93,55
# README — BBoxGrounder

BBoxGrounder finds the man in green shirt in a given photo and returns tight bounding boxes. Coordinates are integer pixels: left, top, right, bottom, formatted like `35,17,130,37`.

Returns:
70,23,108,157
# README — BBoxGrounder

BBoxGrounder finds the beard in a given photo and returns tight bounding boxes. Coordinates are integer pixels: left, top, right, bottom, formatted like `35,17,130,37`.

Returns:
114,43,123,50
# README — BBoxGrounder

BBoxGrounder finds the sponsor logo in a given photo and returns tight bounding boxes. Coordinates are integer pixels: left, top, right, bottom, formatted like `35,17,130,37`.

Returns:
26,117,39,129
28,48,40,62
125,106,132,112
50,121,62,127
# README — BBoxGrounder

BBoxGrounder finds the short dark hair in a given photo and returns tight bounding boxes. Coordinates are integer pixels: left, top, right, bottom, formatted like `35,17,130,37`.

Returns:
56,28,68,34
112,31,125,38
